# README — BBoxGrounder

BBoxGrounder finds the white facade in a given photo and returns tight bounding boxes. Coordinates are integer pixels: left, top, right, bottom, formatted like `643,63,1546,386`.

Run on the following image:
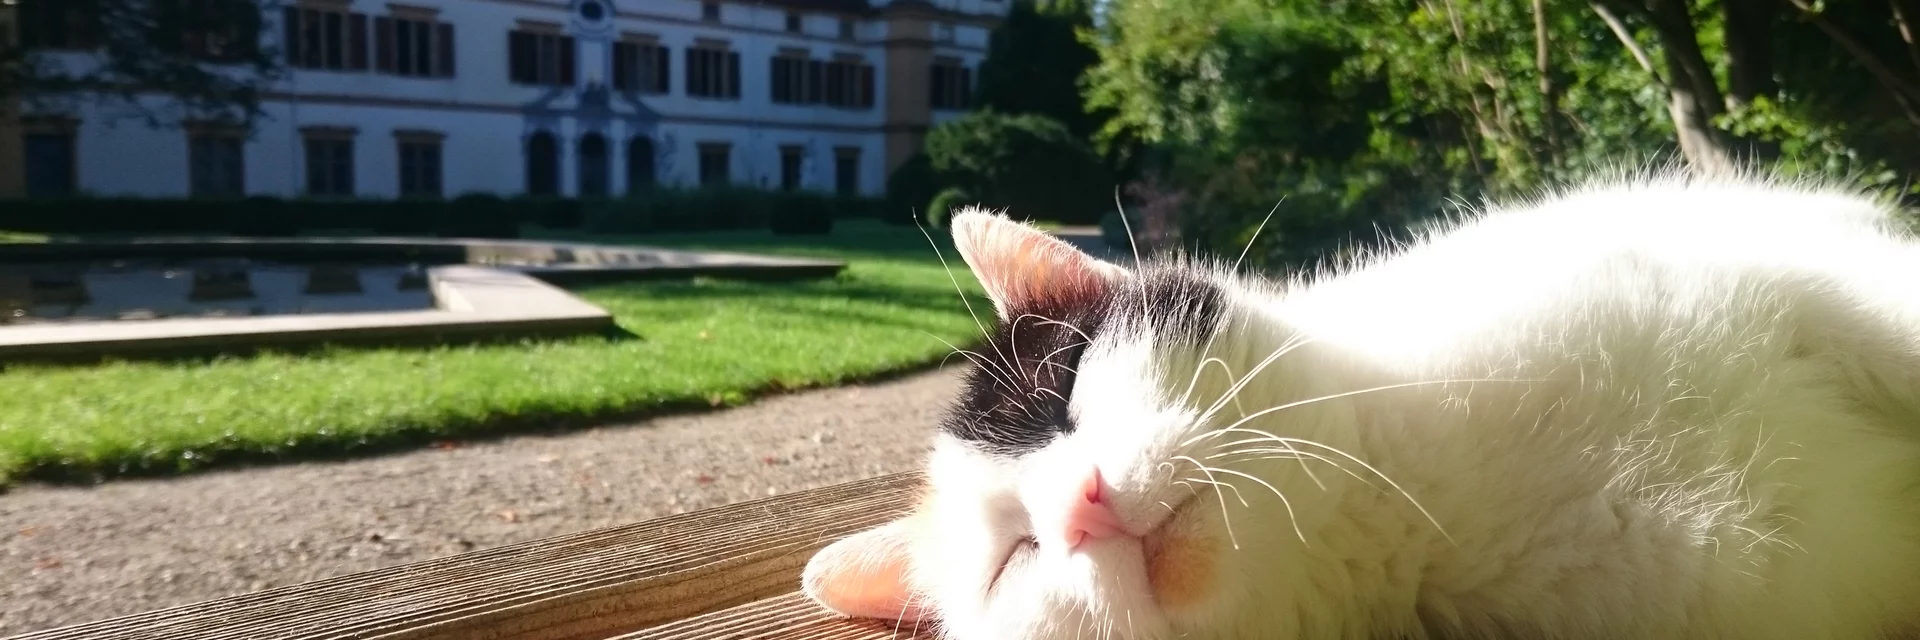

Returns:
19,0,1005,199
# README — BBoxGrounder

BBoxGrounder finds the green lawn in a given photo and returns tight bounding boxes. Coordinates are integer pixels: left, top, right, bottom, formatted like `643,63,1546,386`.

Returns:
0,221,986,485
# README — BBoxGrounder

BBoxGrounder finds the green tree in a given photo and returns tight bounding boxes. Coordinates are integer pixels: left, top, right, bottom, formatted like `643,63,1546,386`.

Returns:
3,0,282,127
924,111,1113,224
976,0,1105,139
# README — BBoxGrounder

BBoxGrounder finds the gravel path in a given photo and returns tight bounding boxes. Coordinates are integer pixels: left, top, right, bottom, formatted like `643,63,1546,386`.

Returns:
0,366,964,636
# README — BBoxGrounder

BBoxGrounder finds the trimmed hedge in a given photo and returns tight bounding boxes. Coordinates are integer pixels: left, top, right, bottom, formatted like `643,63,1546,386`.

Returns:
582,187,881,235
0,189,886,239
0,196,523,239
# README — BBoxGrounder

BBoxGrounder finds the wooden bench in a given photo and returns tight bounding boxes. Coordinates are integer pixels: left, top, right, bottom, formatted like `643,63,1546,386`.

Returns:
6,473,935,640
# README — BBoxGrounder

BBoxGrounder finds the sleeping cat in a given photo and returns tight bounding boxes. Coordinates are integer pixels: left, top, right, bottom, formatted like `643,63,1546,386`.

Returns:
801,172,1920,639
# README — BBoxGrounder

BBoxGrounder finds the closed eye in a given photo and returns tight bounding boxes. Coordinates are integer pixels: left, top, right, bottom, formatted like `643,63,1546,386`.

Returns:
987,535,1040,594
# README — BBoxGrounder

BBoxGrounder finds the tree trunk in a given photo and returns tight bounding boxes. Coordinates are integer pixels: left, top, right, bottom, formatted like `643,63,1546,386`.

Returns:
1626,0,1736,173
1720,0,1779,158
1534,0,1563,169
1721,0,1777,108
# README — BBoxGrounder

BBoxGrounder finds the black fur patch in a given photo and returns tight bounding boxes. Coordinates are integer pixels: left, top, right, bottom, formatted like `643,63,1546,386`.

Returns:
940,261,1227,456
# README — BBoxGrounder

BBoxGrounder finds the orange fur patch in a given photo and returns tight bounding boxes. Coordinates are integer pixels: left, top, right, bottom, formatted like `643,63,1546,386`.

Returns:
1145,530,1218,611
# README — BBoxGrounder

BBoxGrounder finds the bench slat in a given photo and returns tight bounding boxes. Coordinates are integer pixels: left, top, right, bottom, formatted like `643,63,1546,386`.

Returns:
7,472,922,640
617,593,933,640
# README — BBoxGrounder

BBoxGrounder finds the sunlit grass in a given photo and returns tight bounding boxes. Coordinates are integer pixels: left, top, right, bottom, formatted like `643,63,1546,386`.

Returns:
0,221,985,484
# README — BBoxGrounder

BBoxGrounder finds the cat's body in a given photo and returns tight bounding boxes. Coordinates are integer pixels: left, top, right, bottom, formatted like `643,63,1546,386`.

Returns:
803,173,1920,639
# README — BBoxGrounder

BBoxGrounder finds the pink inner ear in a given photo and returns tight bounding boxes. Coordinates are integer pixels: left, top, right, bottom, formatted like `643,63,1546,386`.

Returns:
802,518,930,622
950,209,1127,320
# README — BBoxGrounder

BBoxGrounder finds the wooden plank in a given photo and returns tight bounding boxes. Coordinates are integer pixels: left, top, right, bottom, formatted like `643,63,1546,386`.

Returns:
6,473,924,640
616,593,935,640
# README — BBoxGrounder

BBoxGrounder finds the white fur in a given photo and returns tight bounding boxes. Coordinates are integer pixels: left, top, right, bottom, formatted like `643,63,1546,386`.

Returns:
906,174,1920,639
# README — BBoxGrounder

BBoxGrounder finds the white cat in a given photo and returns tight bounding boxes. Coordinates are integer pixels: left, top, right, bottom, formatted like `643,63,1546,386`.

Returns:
803,172,1920,639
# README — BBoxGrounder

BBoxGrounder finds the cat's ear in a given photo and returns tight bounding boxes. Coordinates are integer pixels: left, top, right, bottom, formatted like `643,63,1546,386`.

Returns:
802,516,930,622
950,207,1129,320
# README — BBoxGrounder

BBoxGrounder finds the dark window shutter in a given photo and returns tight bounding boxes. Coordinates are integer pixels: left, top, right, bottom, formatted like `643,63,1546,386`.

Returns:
807,59,824,104
373,17,394,72
726,51,740,98
282,7,300,64
436,23,454,77
859,64,875,108
684,48,697,95
508,31,529,83
611,43,630,91
655,46,671,93
348,14,369,70
559,37,576,86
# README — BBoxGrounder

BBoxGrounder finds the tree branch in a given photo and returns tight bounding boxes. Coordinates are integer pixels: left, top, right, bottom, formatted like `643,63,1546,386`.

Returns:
1889,0,1920,78
1591,2,1670,91
1780,0,1920,102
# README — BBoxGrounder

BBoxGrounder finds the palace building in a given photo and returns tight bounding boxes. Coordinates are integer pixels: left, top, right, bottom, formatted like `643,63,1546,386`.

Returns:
0,0,1004,199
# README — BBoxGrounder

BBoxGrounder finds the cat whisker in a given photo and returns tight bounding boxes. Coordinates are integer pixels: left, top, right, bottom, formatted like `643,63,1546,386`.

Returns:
1170,458,1244,550
1188,427,1454,544
1206,441,1335,491
1033,340,1092,383
916,219,991,342
1179,458,1308,545
1194,335,1319,425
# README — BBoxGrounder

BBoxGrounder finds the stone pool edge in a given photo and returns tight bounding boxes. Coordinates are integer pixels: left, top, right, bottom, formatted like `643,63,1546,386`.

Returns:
0,265,614,362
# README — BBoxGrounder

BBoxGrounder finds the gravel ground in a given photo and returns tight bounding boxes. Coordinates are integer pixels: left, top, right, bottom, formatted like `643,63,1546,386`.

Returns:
0,366,964,636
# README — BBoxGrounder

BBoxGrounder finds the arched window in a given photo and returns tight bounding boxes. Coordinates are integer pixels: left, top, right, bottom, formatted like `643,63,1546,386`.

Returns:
626,136,655,192
525,131,559,196
578,133,609,197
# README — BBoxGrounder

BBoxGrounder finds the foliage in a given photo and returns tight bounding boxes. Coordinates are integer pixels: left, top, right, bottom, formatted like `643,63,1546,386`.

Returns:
923,111,1114,225
976,0,1107,140
924,187,975,229
1086,0,1920,271
0,196,522,238
883,152,945,227
583,187,876,234
3,0,283,128
0,222,983,484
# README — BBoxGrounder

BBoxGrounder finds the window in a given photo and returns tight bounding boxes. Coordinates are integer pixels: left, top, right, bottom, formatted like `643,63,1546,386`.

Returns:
701,2,721,22
626,136,656,192
824,58,875,109
834,147,859,196
769,53,810,105
838,18,855,40
686,45,741,100
283,6,369,71
697,143,730,186
784,13,802,33
772,54,874,109
525,132,559,196
19,0,100,50
578,133,609,197
779,146,803,191
930,57,974,110
509,30,576,86
612,40,670,94
396,134,443,197
377,15,454,78
22,131,76,198
302,133,356,196
188,131,245,197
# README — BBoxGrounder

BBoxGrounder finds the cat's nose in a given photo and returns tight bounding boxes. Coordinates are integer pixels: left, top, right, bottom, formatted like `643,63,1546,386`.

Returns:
1058,467,1129,552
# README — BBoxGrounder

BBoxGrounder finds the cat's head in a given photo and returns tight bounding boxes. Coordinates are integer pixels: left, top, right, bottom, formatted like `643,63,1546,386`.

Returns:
803,209,1384,639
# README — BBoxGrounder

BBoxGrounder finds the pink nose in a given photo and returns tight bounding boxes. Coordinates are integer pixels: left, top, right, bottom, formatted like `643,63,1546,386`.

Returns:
1059,467,1130,551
